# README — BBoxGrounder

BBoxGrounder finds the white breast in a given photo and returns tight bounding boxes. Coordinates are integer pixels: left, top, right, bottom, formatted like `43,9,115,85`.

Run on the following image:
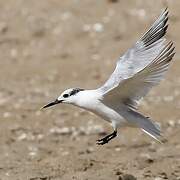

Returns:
74,90,126,126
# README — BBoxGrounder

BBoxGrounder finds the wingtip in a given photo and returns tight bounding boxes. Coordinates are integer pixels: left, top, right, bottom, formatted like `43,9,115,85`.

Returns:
164,24,169,32
160,7,169,21
171,52,176,59
167,40,174,47
163,7,169,14
164,7,168,11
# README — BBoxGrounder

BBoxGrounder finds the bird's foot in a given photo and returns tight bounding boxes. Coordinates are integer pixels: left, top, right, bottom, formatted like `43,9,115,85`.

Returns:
96,138,109,145
96,131,117,145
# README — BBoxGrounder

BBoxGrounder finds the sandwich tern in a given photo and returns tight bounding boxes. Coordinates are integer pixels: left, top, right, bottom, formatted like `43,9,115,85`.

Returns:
42,8,175,145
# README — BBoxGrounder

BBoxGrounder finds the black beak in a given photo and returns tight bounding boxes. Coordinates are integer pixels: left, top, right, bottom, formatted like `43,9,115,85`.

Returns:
41,99,63,109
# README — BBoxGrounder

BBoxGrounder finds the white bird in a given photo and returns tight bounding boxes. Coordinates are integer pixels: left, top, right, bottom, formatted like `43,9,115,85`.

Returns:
42,8,175,145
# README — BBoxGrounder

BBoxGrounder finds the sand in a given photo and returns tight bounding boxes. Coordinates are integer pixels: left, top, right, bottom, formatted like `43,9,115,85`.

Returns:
0,0,180,179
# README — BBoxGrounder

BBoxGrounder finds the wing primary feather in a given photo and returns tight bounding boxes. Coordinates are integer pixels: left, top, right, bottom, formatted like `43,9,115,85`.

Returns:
148,41,175,68
99,8,175,143
143,25,168,47
140,39,165,52
141,8,168,37
99,8,173,96
140,8,168,47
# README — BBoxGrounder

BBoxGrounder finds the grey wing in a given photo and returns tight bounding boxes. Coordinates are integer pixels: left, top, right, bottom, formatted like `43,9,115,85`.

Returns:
102,42,175,109
99,8,169,93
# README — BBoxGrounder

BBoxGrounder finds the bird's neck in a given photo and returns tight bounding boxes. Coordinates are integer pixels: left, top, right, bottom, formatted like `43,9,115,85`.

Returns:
73,89,102,110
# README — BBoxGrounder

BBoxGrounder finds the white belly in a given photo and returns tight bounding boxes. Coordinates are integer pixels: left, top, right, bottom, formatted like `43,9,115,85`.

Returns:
74,90,128,127
88,102,128,127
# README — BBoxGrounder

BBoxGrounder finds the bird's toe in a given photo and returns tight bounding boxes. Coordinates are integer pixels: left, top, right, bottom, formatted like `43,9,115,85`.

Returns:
96,139,108,145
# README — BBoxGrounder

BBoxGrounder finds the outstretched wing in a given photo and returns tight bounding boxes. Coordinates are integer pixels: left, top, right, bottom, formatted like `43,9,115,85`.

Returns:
99,8,169,94
102,42,175,109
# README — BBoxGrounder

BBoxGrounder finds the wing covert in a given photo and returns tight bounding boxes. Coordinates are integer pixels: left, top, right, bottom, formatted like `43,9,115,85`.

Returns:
99,8,169,94
102,42,175,109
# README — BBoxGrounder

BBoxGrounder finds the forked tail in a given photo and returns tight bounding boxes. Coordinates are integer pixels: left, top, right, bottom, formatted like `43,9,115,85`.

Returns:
122,108,162,142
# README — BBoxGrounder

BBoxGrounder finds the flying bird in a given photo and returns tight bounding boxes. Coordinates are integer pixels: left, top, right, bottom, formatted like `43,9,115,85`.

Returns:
42,8,175,145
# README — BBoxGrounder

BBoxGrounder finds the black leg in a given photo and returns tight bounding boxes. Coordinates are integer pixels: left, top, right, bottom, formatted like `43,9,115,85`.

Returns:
96,131,117,145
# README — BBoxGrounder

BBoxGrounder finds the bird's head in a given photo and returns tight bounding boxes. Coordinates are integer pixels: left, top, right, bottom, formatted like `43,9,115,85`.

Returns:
42,88,84,109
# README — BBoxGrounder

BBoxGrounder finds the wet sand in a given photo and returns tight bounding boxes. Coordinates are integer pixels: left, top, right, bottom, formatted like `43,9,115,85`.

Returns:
0,0,180,179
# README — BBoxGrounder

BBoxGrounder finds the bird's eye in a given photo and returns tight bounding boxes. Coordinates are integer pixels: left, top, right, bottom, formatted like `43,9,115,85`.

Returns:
63,94,69,98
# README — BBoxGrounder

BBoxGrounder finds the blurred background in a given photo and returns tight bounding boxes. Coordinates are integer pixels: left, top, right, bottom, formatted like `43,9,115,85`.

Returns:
0,0,180,179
